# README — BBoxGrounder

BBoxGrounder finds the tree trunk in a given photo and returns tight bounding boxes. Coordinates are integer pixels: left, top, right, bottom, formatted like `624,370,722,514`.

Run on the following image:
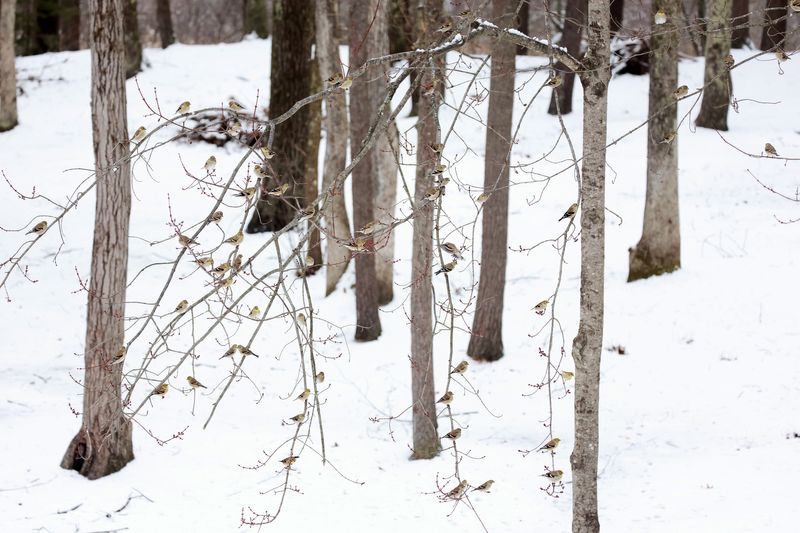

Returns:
304,57,323,272
628,0,680,282
695,0,731,131
58,0,81,50
348,0,382,341
79,0,89,48
409,0,440,461
246,0,314,233
315,0,352,295
0,0,18,132
61,0,134,479
156,0,174,47
467,0,515,363
609,0,624,34
244,0,269,38
547,0,585,115
123,0,141,78
571,1,610,530
760,0,786,50
730,0,748,48
516,0,529,54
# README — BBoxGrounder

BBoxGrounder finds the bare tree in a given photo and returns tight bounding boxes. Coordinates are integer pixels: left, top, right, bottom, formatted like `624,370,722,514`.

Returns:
760,0,787,50
731,0,748,48
304,59,323,272
696,0,732,131
244,0,269,37
59,0,81,50
547,0,585,115
0,0,17,132
571,0,610,529
61,0,134,479
156,0,175,47
315,0,352,295
627,1,680,282
516,0,530,54
124,0,142,78
467,0,516,362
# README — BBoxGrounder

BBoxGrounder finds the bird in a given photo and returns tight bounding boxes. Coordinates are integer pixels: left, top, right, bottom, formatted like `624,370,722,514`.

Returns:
235,187,257,201
342,237,368,252
228,99,246,112
442,428,461,440
174,300,189,314
212,262,231,276
560,370,574,381
435,260,457,275
187,376,207,389
558,203,578,221
764,143,779,157
437,391,454,405
111,346,127,365
545,74,563,88
280,455,299,467
539,437,561,452
288,412,306,424
304,255,315,267
451,360,469,375
326,72,344,85
791,0,800,12
224,230,244,246
253,164,268,179
339,76,353,90
267,183,289,197
428,142,444,153
203,156,217,172
446,479,468,498
26,221,48,235
775,49,790,63
175,101,191,114
131,126,146,143
533,300,549,315
232,254,243,271
456,9,473,19
178,234,199,247
193,256,213,269
315,371,325,384
476,192,490,204
298,205,316,222
216,276,235,289
296,312,307,329
151,383,169,397
239,345,259,357
660,131,676,144
424,186,442,202
473,480,494,492
654,8,667,25
435,21,453,33
673,85,689,99
723,54,735,69
220,345,239,359
440,242,463,259
431,163,447,175
295,388,311,401
359,221,379,235
260,146,276,159
208,211,223,223
249,306,261,318
541,470,564,483
226,120,242,136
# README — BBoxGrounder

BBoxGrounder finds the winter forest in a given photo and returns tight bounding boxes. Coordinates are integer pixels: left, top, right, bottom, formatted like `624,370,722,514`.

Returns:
1,0,798,531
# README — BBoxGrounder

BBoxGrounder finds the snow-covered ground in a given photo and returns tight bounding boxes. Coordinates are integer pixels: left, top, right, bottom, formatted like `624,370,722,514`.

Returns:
1,38,799,532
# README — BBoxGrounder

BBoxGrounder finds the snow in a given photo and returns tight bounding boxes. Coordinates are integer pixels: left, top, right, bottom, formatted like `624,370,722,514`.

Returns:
2,38,800,533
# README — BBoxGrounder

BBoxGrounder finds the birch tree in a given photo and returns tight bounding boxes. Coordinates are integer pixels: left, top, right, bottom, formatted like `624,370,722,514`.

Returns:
696,0,732,131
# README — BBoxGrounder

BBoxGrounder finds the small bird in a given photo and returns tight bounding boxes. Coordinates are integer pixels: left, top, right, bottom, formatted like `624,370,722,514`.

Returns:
428,142,444,153
791,0,800,12
280,455,299,467
151,383,169,397
178,234,199,247
267,183,289,197
446,479,468,498
431,163,446,175
359,221,379,235
295,388,311,401
174,300,189,314
239,345,259,357
296,312,307,329
673,85,689,99
775,49,790,63
228,99,246,112
654,8,667,25
221,345,239,358
26,221,48,235
541,470,564,483
235,187,257,201
326,72,344,85
473,480,494,492
216,276,235,289
476,192,491,204
212,262,231,275
435,21,453,33
187,376,207,389
203,155,217,172
424,186,442,202
224,230,244,246
339,76,353,90
560,370,574,381
175,101,191,114
451,360,469,375
545,74,563,88
437,391,454,405
208,210,223,223
249,306,261,318
226,120,242,136
315,371,325,384
723,54,735,69
435,260,457,275
456,9,473,19
533,300,549,315
288,412,306,424
131,126,146,143
342,237,368,252
558,203,578,221
442,428,461,440
260,146,276,159
304,255,315,267
440,242,463,259
298,205,316,222
253,164,268,179
764,143,779,157
111,346,127,365
539,437,561,452
233,254,243,271
193,256,213,269
660,131,676,144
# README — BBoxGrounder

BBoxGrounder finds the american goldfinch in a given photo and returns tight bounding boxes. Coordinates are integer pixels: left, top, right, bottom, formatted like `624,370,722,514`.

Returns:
228,99,246,112
253,164,268,179
235,187,256,200
178,234,199,247
435,260,456,275
430,163,446,175
233,254,243,271
27,221,48,235
451,360,469,375
288,412,306,424
440,242,463,259
226,120,242,135
208,210,223,223
280,455,299,467
249,306,261,318
457,9,473,18
151,383,169,397
424,186,442,202
533,300,549,315
775,49,790,63
186,376,206,389
223,230,244,245
764,143,778,157
268,183,289,197
539,437,561,451
193,256,213,269
654,8,667,25
260,146,276,159
428,142,444,153
339,76,353,90
239,345,259,357
295,388,311,401
298,205,316,222
111,346,126,364
131,126,146,143
203,155,217,172
437,391,454,405
216,276,235,288
558,203,578,221
446,479,468,498
342,237,368,252
673,85,689,99
473,480,494,492
545,74,563,88
442,428,461,440
560,370,574,381
212,262,230,275
476,192,490,204
359,221,378,235
175,101,191,114
435,21,453,33
221,345,239,358
326,72,344,85
174,299,189,313
315,371,325,384
296,312,307,328
541,470,563,482
660,131,676,144
723,54,735,69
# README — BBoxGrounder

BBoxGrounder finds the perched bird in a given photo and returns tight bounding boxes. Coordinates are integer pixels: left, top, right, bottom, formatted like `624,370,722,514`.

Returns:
424,186,442,202
456,9,473,19
539,437,561,452
208,210,223,223
26,221,48,236
111,346,127,365
560,370,574,381
178,234,199,247
260,146,276,159
446,479,468,498
451,360,469,375
253,164,268,179
435,21,453,33
151,383,169,397
295,388,311,401
268,183,290,197
288,412,306,424
235,187,257,201
315,371,325,384
437,391,454,405
545,74,563,88
280,455,299,467
476,192,491,204
339,76,353,90
187,376,207,389
175,101,191,114
239,345,259,357
654,8,667,25
212,262,231,276
174,300,189,314
226,120,242,136
440,242,463,260
541,470,564,483
232,254,243,271
296,312,307,329
673,85,689,99
558,203,578,221
429,142,444,153
359,221,379,235
298,205,316,222
342,237,368,252
442,428,462,440
473,480,494,492
193,256,214,269
228,99,246,112
326,72,344,85
203,155,217,172
533,300,549,315
775,49,790,63
131,126,147,143
224,230,244,246
435,260,457,275
764,143,779,157
221,345,239,359
431,163,447,175
660,131,676,144
216,275,235,289
249,306,261,318
723,54,735,69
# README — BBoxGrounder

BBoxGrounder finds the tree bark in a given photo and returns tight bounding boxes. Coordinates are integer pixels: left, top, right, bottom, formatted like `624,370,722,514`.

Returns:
79,0,89,48
760,0,786,50
409,0,440,461
315,0,352,295
628,0,681,282
571,1,610,530
244,0,269,38
348,0,382,341
467,0,515,363
730,0,748,48
304,57,323,273
123,0,142,78
246,0,314,233
61,0,134,479
58,0,81,50
156,0,174,47
695,0,731,131
547,0,585,115
0,0,18,132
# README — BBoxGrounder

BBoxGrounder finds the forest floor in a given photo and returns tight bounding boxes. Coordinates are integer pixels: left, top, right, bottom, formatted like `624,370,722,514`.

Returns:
1,38,799,533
